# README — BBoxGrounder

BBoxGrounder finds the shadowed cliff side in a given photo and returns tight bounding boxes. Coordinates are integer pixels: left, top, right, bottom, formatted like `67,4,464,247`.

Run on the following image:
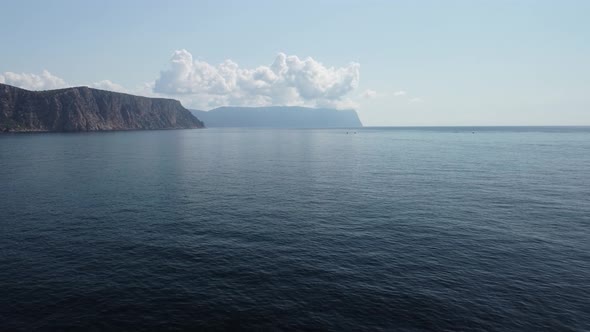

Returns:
192,106,362,128
0,83,204,132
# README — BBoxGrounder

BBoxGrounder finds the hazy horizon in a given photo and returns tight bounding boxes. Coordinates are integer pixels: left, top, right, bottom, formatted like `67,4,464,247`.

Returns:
1,0,588,126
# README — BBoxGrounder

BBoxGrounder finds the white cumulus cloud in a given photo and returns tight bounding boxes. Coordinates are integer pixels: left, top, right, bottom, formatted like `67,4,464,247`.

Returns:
0,70,68,90
91,80,127,93
362,89,377,99
394,90,407,97
0,71,130,95
153,49,360,109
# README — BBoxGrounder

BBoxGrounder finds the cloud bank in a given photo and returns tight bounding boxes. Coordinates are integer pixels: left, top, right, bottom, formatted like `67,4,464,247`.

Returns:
0,70,68,90
2,51,368,110
154,50,360,109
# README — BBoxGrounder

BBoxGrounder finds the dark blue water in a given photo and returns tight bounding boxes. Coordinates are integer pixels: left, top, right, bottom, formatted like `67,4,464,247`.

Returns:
1,127,589,331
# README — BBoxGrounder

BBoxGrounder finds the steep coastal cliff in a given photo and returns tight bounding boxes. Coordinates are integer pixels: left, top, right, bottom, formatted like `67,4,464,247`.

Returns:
0,84,203,132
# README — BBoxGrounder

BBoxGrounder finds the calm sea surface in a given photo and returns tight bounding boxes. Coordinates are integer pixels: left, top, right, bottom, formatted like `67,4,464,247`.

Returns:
1,127,589,331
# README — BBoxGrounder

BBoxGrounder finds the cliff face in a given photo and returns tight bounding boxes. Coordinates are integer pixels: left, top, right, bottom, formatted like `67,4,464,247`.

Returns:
191,106,362,128
0,84,204,132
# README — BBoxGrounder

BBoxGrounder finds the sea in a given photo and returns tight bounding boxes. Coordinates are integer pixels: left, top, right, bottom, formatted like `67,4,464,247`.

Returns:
1,127,589,331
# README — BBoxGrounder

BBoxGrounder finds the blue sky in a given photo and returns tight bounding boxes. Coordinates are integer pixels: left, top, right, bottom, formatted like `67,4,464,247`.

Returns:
1,0,589,126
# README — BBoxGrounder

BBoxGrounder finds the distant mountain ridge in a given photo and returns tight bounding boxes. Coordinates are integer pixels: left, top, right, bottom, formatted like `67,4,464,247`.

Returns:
0,83,203,132
191,106,362,128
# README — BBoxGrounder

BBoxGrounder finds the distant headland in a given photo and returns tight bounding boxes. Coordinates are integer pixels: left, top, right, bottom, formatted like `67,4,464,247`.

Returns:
191,106,363,128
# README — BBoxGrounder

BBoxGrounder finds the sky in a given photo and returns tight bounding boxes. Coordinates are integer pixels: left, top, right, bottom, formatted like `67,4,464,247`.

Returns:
1,0,589,126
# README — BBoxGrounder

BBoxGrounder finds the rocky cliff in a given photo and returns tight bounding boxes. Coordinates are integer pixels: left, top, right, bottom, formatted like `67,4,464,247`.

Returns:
0,83,204,132
191,106,362,128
